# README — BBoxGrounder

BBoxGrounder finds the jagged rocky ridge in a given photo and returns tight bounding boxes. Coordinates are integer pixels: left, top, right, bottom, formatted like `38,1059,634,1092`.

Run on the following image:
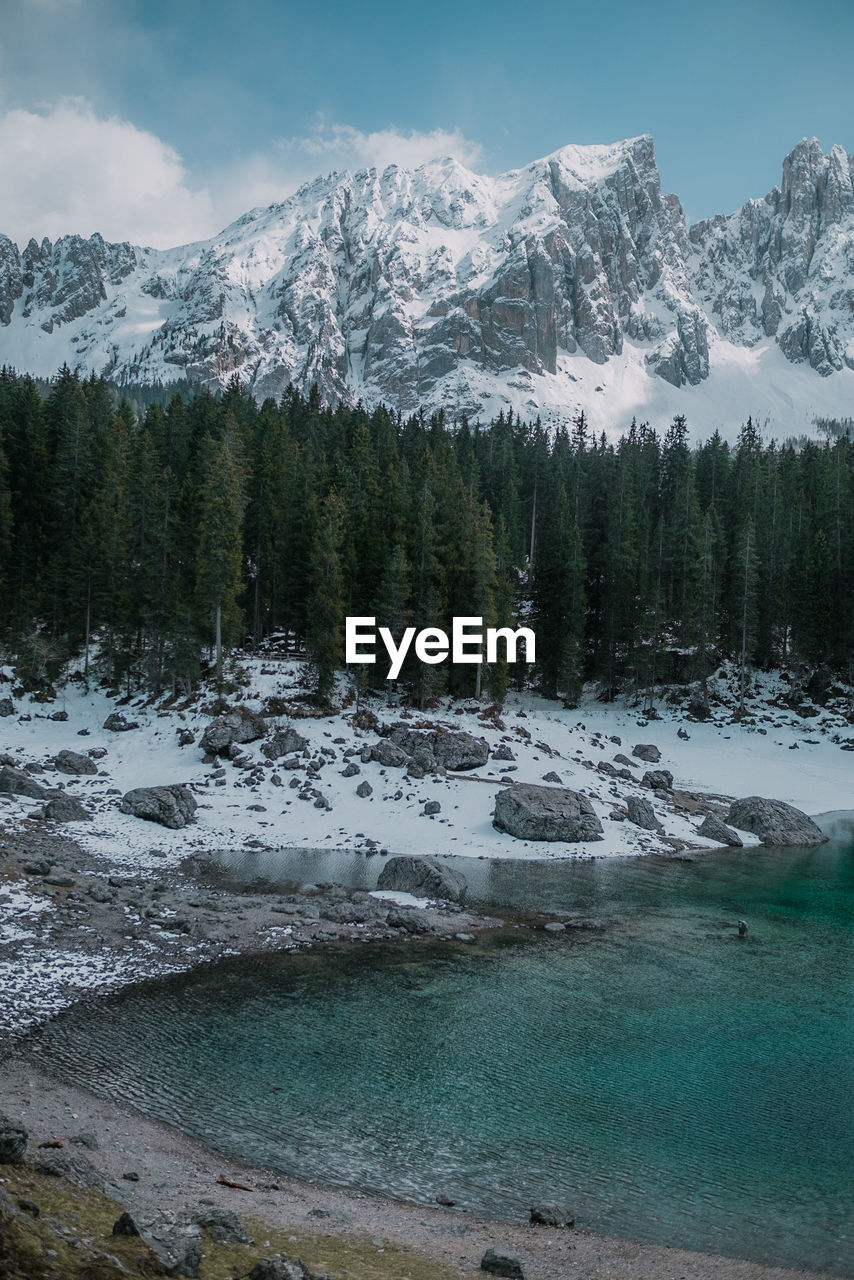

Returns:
1,135,853,425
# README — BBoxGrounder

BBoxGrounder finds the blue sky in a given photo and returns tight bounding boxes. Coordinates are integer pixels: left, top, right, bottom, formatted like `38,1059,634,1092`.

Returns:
1,0,853,247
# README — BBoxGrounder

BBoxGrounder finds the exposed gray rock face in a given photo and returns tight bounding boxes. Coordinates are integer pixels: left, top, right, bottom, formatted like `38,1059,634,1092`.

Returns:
632,743,661,763
261,726,308,759
697,814,743,846
626,795,663,831
725,796,827,847
377,855,467,902
369,739,411,768
0,765,48,800
43,792,91,823
103,711,139,732
248,1258,306,1280
6,137,852,425
690,138,854,376
201,706,266,753
120,784,197,829
493,783,603,842
114,1210,202,1277
193,1207,251,1245
0,1113,27,1164
54,749,98,775
0,697,14,717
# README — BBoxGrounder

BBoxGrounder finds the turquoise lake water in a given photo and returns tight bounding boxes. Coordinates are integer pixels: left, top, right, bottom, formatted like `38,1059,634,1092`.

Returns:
34,816,854,1274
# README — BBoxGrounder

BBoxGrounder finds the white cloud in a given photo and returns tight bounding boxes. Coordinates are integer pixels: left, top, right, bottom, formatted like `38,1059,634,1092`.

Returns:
0,100,217,249
0,102,486,250
208,120,486,223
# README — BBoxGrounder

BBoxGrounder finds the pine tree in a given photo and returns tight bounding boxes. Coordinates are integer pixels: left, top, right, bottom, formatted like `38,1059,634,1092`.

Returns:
306,492,346,702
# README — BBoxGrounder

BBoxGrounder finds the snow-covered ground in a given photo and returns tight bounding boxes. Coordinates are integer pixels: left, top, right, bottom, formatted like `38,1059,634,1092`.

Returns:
1,656,851,878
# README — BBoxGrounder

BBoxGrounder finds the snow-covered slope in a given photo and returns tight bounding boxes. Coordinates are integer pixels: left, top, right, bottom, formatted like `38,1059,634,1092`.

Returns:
2,135,854,437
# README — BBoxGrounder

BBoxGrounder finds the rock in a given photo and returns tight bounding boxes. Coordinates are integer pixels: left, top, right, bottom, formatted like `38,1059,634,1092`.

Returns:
249,1258,306,1280
33,1149,108,1192
725,796,828,847
543,921,566,933
112,1211,140,1236
0,1114,27,1164
69,1131,99,1150
632,743,661,763
119,784,197,829
423,800,441,815
53,749,98,775
369,739,411,768
122,1171,140,1181
687,690,711,720
386,906,432,934
193,1206,251,1244
432,729,489,771
103,711,139,731
697,814,743,846
377,855,467,902
493,783,603,842
492,743,515,761
200,706,266,754
626,795,663,831
341,762,360,777
178,728,195,746
43,792,93,823
542,770,562,784
137,1212,203,1277
0,765,48,800
356,780,373,798
530,1203,575,1228
0,698,14,717
481,1247,525,1279
642,769,673,790
436,1192,456,1206
261,726,309,759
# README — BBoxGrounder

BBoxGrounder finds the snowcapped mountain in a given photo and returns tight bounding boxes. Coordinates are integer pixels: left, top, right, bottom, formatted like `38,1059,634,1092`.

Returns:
1,135,853,437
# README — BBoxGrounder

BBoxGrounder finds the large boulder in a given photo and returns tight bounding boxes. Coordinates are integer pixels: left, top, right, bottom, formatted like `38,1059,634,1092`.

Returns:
388,725,489,771
369,739,411,768
0,698,14,717
481,1248,525,1279
200,706,266,754
388,726,439,770
0,1114,27,1164
120,784,197,829
725,796,827,847
626,795,663,832
261,726,308,759
114,1210,202,1277
377,855,467,903
697,814,743,846
493,784,603,842
54,749,98,776
0,766,48,800
642,769,673,791
632,743,661,763
103,711,139,731
43,792,91,823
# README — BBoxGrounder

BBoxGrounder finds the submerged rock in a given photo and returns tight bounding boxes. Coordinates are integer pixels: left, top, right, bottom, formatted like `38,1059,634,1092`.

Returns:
377,855,467,902
530,1203,575,1228
493,783,603,842
725,796,827,847
120,784,197,829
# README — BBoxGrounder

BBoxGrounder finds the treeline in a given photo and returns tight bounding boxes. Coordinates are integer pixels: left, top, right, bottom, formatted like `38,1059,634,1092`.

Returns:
0,366,852,707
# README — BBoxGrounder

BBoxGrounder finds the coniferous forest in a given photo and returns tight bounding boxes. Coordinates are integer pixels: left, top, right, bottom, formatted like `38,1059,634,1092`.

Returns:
1,365,852,708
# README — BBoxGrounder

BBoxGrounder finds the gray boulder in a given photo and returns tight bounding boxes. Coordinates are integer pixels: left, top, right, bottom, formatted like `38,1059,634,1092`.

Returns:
43,793,91,823
356,780,373,798
642,769,673,790
103,711,139,731
249,1258,306,1280
697,814,743,846
200,706,266,754
0,765,48,800
0,698,14,717
193,1207,251,1244
120,784,197,829
632,743,661,763
261,726,309,759
493,783,603,842
370,739,411,768
725,796,827,847
377,855,467,903
0,1114,26,1164
492,742,515,761
530,1203,575,1228
33,1148,109,1192
54,749,98,775
432,729,489,771
481,1248,525,1279
626,795,663,831
120,1211,203,1277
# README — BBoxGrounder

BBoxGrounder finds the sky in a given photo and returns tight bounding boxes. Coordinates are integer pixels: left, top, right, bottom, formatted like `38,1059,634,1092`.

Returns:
1,0,853,249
